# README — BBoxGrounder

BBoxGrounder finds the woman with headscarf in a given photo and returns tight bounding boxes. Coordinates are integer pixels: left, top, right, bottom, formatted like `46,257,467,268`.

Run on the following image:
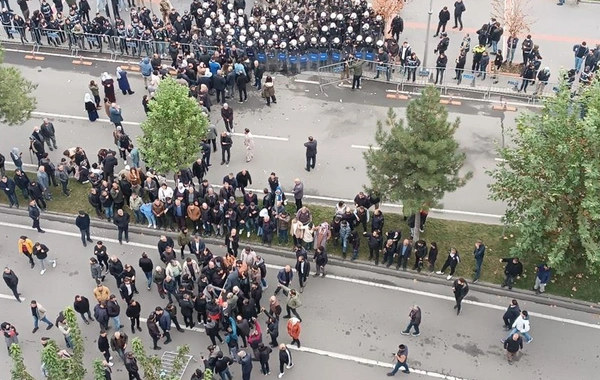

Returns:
85,93,99,121
116,67,135,96
101,72,116,103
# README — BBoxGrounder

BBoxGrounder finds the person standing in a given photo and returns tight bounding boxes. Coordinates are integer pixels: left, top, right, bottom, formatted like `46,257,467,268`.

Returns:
220,131,233,166
452,278,469,315
31,300,54,333
386,344,410,376
85,93,99,121
244,128,254,163
350,57,366,90
503,333,523,365
237,350,253,380
274,266,293,295
262,76,277,106
110,331,128,363
292,179,303,211
434,53,448,85
436,248,460,280
76,210,94,247
295,255,310,293
280,286,302,322
97,330,114,366
3,267,21,302
138,252,154,290
116,67,135,95
502,310,533,344
156,307,172,344
452,0,466,31
313,246,328,277
114,209,130,244
18,235,36,269
400,306,421,336
433,6,450,37
286,317,301,348
28,200,45,233
472,240,486,283
277,343,293,378
304,136,317,172
533,263,551,295
40,119,58,152
126,299,142,334
146,312,162,350
236,71,248,103
32,242,56,275
221,104,234,133
73,295,94,324
2,322,19,353
94,302,110,331
500,257,523,290
1,175,19,208
257,343,272,375
107,294,124,330
502,299,521,330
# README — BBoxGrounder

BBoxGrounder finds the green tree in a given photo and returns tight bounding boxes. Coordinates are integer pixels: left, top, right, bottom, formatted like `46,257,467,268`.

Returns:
0,45,37,125
488,79,600,274
63,307,86,378
131,337,162,380
139,77,209,174
363,85,472,241
41,339,70,380
92,358,107,380
9,343,36,380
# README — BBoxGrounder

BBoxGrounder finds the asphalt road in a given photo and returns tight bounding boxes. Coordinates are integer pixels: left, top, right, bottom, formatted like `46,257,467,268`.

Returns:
0,213,599,379
0,51,516,223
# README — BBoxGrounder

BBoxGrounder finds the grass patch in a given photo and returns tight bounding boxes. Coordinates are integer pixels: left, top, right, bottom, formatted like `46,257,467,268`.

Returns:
3,170,599,303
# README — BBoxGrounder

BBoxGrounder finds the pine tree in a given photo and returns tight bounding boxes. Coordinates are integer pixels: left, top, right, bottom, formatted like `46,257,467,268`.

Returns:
0,45,37,125
363,85,472,241
488,79,600,274
9,343,36,380
139,77,209,174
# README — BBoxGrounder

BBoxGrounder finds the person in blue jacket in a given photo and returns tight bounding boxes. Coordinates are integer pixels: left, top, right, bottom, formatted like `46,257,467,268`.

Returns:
116,67,135,95
533,263,551,295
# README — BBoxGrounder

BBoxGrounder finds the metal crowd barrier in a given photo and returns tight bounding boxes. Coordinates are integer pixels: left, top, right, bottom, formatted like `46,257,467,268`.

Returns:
317,58,561,104
0,27,218,60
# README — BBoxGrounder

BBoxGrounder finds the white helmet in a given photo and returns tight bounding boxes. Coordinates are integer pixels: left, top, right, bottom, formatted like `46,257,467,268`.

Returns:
280,41,287,49
269,24,276,31
202,2,209,9
287,22,293,29
224,24,231,31
330,13,336,20
226,35,233,42
260,24,267,31
367,2,373,8
350,12,357,19
376,40,384,47
228,28,235,35
240,35,246,43
227,3,233,10
215,27,221,34
284,15,290,21
241,28,247,35
248,16,254,23
238,9,243,15
277,18,283,25
299,35,306,43
247,40,253,47
238,17,244,27
293,15,299,22
272,34,278,41
320,12,327,18
321,26,328,33
259,38,265,45
248,26,255,34
376,15,382,22
320,37,326,44
206,29,212,36
337,14,343,21
290,39,297,46
310,36,317,44
363,11,369,18
278,25,284,33
347,26,353,33
356,35,363,42
260,16,266,24
365,36,372,44
271,9,277,16
229,18,236,25
333,37,340,44
330,22,336,29
267,39,274,46
209,11,216,18
253,31,260,38
204,18,211,26
362,23,369,31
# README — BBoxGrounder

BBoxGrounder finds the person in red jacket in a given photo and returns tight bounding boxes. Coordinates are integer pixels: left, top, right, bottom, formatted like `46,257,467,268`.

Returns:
286,317,301,348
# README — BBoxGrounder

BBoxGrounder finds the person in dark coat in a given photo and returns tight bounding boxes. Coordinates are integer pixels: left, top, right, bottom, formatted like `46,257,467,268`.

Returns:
116,67,135,95
85,93,99,121
75,210,94,247
28,200,44,233
452,278,469,315
113,209,130,244
73,295,94,324
502,299,521,330
236,72,248,103
126,299,142,334
313,246,328,277
101,72,117,103
3,267,21,302
401,305,421,336
500,257,523,290
146,312,162,350
124,351,142,380
237,350,253,380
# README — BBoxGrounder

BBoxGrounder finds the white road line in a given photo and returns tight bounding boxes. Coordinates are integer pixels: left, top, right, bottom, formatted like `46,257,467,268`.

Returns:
351,144,381,150
3,48,137,65
294,79,320,85
0,221,596,329
0,293,25,302
29,112,289,141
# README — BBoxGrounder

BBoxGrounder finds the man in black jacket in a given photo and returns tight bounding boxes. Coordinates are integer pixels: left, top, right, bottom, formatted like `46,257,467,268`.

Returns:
503,333,523,364
107,294,124,330
28,199,45,233
452,278,469,315
1,175,18,208
146,312,162,350
390,14,404,41
435,53,448,84
113,209,130,244
3,267,21,302
73,295,94,324
125,351,142,379
502,299,520,330
213,70,227,104
434,6,451,37
304,136,317,172
220,132,233,166
75,210,94,247
235,170,252,195
499,257,523,290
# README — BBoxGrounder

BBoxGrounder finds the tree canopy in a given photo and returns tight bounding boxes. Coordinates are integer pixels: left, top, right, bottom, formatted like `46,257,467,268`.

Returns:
363,85,472,240
0,45,37,125
488,78,600,274
139,77,209,174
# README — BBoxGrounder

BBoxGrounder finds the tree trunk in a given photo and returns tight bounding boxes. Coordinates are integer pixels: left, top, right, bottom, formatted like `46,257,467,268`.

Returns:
413,212,421,242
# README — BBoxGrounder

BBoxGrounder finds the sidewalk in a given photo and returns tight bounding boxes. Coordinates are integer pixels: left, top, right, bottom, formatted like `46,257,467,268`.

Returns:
2,204,597,315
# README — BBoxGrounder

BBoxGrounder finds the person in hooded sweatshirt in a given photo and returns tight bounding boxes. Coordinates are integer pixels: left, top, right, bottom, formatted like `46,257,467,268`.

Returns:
502,310,533,344
116,67,135,95
262,76,277,106
277,343,293,378
139,57,153,89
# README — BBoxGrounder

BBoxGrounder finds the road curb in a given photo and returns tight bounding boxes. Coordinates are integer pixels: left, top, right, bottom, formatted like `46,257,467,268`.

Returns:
3,204,599,315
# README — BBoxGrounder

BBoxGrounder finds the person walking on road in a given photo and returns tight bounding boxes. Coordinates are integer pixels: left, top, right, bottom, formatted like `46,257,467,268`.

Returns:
110,331,128,363
97,330,114,366
452,278,469,315
502,299,521,330
533,263,551,295
472,240,485,283
40,118,58,152
500,257,523,290
32,242,56,275
502,310,533,344
31,300,54,333
503,333,523,365
114,208,130,244
401,305,421,336
279,285,302,322
76,210,94,247
18,235,36,268
244,128,254,163
304,136,317,172
387,344,410,376
3,267,21,302
277,343,294,379
28,200,45,233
